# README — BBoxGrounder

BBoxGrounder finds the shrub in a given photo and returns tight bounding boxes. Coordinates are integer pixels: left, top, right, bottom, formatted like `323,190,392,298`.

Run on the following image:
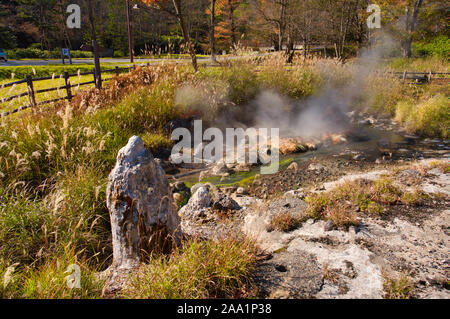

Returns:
412,36,450,58
384,273,414,299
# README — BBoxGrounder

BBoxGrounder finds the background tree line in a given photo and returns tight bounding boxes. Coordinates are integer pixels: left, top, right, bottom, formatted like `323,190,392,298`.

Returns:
0,0,447,59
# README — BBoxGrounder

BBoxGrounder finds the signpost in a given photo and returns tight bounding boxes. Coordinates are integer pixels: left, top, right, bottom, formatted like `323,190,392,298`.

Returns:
61,48,72,64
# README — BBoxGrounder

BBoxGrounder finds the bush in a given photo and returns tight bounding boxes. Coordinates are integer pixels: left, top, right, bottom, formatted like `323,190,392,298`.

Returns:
113,50,125,58
5,48,93,60
384,273,414,299
412,36,450,58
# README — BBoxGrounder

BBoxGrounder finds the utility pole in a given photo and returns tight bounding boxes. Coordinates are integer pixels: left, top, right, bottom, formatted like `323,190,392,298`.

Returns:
126,0,134,63
210,0,217,63
87,0,101,89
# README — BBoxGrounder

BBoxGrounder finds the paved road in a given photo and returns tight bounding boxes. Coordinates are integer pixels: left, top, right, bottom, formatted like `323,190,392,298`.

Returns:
0,56,215,67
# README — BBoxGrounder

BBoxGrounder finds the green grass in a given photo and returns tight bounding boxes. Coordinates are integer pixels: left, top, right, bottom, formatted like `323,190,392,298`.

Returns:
123,237,258,299
0,64,120,80
0,249,104,299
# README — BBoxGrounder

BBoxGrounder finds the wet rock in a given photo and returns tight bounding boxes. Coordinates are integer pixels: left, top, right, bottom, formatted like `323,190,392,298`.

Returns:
211,161,234,176
106,136,180,270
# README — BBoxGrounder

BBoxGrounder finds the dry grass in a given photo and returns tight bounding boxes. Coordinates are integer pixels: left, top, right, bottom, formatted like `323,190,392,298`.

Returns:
268,212,302,232
305,176,429,228
383,272,415,299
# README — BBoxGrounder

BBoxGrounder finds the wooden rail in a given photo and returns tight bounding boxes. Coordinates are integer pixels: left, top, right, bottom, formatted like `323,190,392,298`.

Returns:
0,65,134,117
1,64,448,117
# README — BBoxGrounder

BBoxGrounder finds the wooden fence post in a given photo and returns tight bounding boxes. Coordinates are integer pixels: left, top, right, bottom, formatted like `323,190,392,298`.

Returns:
26,75,36,107
92,68,97,88
92,39,102,89
64,72,72,101
402,70,407,81
115,66,119,76
428,71,432,84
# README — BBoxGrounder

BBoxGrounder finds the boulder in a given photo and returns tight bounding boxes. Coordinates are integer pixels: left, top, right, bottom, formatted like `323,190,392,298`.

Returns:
212,193,241,211
106,136,180,270
179,186,213,219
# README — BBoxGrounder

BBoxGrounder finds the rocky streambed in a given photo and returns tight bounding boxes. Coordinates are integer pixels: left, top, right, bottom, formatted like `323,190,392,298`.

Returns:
163,112,449,299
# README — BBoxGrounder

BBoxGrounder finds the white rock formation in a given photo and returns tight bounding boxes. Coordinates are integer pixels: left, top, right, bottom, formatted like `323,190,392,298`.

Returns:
106,136,180,269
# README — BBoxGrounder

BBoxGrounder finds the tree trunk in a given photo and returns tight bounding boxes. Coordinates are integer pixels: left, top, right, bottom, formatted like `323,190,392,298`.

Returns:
210,0,217,62
403,0,424,58
172,0,198,71
228,0,236,50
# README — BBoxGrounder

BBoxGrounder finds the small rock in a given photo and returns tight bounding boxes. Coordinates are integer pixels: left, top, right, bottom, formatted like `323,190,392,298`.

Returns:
191,183,207,196
212,193,241,211
287,162,299,171
173,193,184,205
172,181,188,192
308,163,327,172
236,187,248,196
353,154,366,161
284,189,305,199
324,220,336,232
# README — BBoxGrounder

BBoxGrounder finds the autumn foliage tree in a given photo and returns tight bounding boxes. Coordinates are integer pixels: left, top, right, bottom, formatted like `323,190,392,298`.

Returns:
141,0,198,70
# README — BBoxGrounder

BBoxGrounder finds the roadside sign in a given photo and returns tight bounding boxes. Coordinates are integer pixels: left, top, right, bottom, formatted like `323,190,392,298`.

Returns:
61,48,72,64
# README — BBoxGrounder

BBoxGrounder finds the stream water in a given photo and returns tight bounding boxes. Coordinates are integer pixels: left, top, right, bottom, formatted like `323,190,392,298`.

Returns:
172,123,449,188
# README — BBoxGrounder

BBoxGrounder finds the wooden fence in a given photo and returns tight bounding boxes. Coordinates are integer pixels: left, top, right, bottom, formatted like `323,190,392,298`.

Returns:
1,65,449,117
390,71,450,83
0,65,134,117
